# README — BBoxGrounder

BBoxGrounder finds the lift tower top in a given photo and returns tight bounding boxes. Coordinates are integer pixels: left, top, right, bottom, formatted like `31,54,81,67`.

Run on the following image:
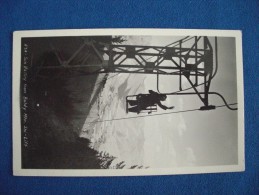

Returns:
40,36,217,111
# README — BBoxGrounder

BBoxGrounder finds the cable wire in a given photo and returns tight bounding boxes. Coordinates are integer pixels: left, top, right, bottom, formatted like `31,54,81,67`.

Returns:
85,103,237,124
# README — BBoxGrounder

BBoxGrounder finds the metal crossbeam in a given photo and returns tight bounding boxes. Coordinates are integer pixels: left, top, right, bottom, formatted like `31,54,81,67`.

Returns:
38,36,216,110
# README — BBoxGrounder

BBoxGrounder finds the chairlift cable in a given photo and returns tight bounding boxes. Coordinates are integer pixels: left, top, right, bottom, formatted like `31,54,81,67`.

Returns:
85,103,237,124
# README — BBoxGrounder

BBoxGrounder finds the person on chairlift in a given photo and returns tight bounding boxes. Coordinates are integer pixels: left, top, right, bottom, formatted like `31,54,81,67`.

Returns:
128,90,175,114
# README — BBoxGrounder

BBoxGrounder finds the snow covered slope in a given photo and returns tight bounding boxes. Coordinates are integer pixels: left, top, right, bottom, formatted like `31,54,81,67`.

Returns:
80,73,147,167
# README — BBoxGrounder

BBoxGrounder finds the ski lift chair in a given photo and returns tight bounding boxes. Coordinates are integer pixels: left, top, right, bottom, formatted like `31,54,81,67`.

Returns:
126,95,157,114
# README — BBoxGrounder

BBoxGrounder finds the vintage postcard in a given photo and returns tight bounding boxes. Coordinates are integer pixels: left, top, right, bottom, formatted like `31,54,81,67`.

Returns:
13,29,244,176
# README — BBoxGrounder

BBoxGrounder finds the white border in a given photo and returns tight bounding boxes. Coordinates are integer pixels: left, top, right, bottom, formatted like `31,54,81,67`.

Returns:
12,28,245,176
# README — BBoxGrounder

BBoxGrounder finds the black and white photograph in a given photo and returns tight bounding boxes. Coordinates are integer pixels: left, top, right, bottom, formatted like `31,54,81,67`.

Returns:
12,29,244,176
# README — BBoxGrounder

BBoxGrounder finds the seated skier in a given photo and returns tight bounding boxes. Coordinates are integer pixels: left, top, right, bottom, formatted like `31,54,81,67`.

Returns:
128,90,174,114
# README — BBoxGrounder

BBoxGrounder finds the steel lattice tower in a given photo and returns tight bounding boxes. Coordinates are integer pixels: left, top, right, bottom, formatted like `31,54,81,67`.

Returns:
39,36,218,110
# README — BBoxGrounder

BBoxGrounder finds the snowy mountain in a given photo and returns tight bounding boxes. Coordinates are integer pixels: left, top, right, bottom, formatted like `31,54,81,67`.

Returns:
80,73,147,167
